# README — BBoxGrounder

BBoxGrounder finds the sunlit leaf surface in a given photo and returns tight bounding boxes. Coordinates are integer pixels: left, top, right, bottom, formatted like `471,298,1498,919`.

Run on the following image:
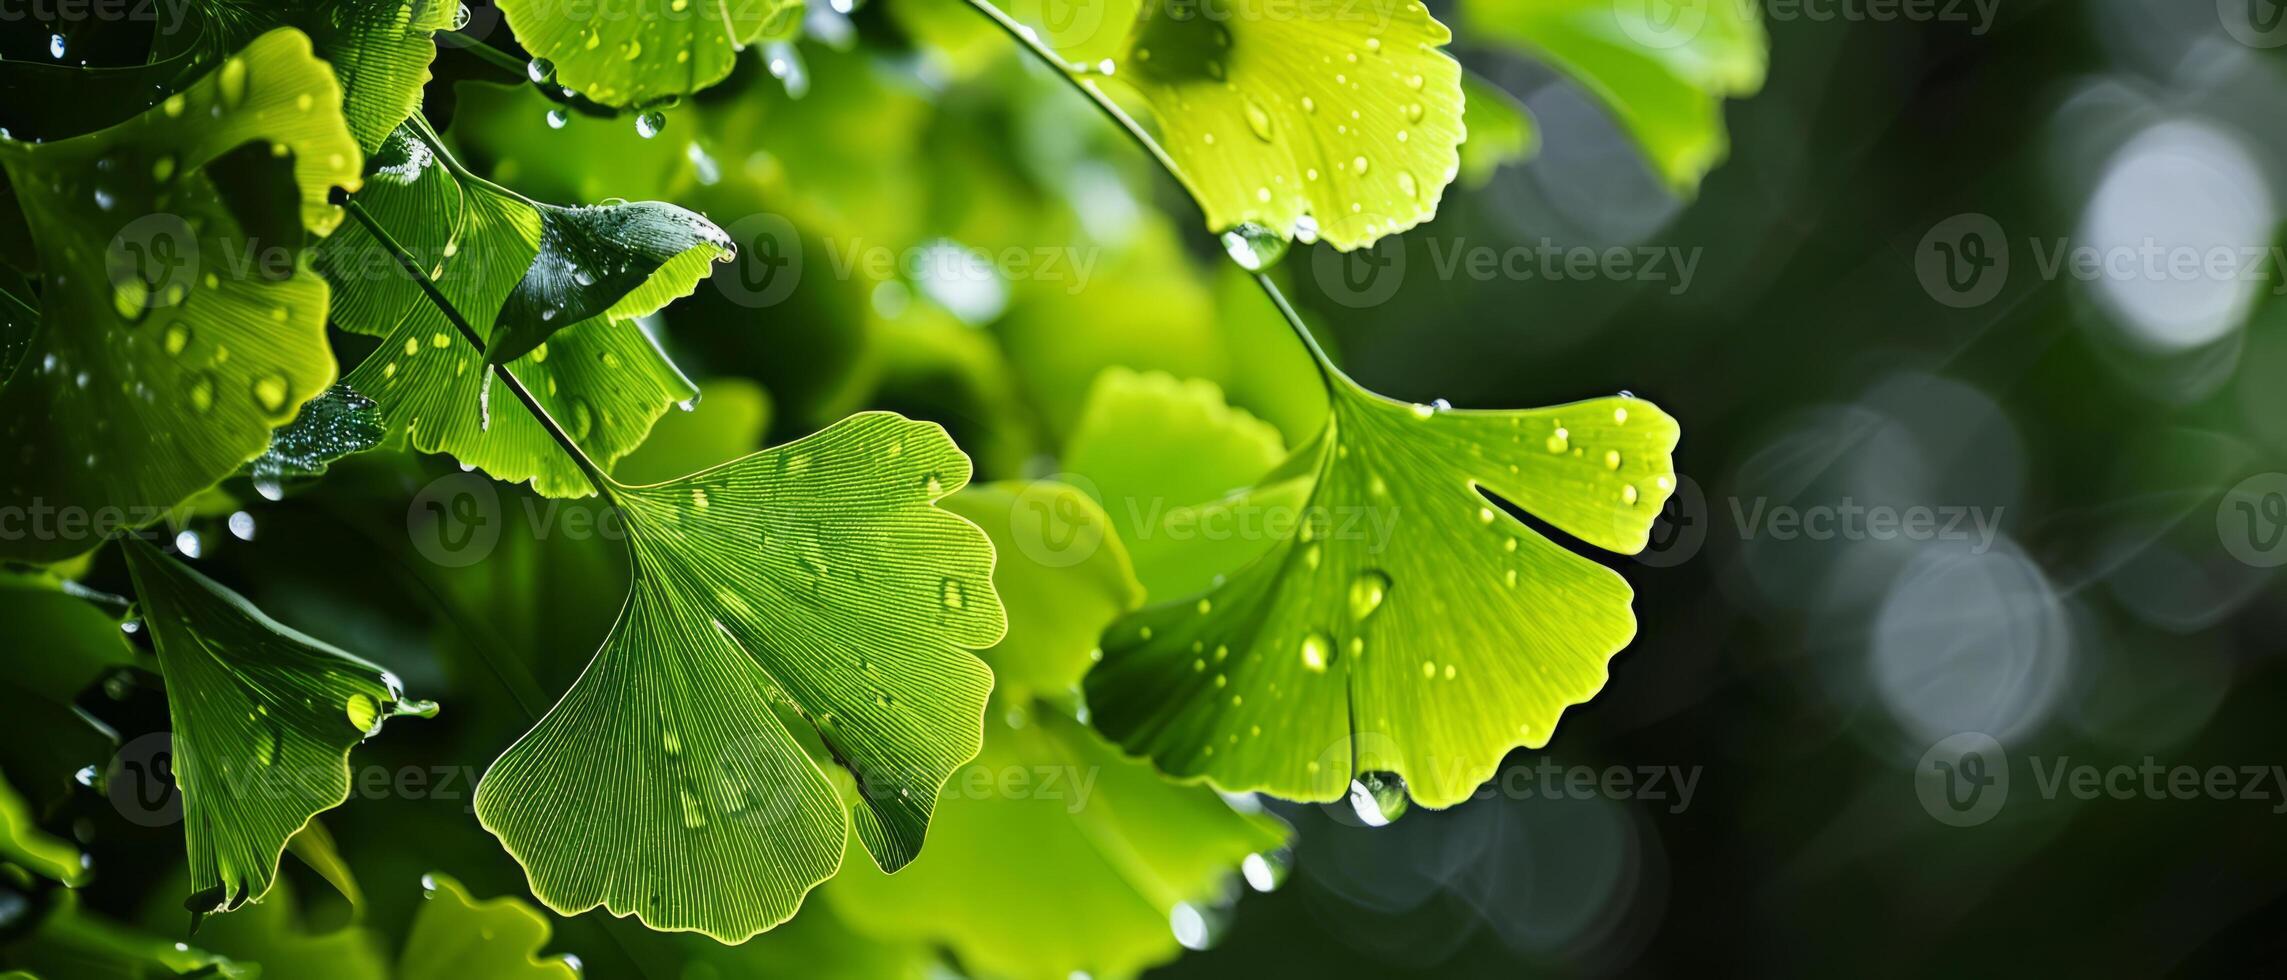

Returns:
475,412,1005,943
0,29,361,562
498,0,805,107
120,537,433,915
1085,367,1678,808
1461,0,1766,193
1107,0,1466,249
832,481,1287,980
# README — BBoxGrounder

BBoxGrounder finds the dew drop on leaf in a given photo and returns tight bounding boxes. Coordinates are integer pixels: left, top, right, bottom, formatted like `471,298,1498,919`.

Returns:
1218,222,1288,271
635,111,665,139
1347,570,1390,620
1348,771,1409,826
345,693,379,734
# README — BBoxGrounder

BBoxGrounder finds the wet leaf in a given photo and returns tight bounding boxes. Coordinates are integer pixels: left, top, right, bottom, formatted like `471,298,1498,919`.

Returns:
245,383,387,499
1107,0,1466,249
121,536,434,916
0,28,362,563
1083,367,1678,809
498,0,806,107
475,412,1005,943
322,125,722,497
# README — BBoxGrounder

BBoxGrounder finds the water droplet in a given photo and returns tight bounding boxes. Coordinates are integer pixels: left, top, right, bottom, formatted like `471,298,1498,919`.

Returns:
1622,484,1640,505
217,58,248,109
1397,171,1419,198
663,729,682,756
1300,631,1332,672
634,111,667,139
187,372,216,413
48,33,66,59
1352,155,1370,175
526,57,556,84
941,578,966,609
1604,449,1622,470
345,693,379,733
1544,426,1570,453
1348,771,1408,826
1219,222,1288,271
546,108,569,129
1347,571,1390,620
1477,506,1495,524
1243,98,1275,141
251,373,290,414
1241,851,1288,891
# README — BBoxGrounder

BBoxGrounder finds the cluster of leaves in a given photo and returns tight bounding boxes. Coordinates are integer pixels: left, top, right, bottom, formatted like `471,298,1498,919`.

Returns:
0,0,1760,975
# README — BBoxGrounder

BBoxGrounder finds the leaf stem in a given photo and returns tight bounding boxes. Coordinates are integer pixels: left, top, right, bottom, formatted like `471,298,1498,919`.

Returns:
957,0,1341,386
442,30,529,77
335,197,619,501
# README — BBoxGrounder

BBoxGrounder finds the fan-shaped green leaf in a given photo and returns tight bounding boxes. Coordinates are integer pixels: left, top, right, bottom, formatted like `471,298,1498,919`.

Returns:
831,481,1287,980
184,0,460,150
1083,369,1678,809
1459,72,1536,188
120,536,435,916
490,199,733,364
323,126,726,496
1460,0,1766,193
474,412,1006,943
1107,0,1466,249
498,0,805,108
401,873,580,979
0,28,362,563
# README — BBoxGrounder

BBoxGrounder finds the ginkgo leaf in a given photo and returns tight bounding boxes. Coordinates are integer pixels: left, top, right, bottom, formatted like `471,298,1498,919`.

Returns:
323,125,725,496
0,28,362,563
830,482,1289,980
1460,0,1766,193
401,873,580,979
1106,0,1466,249
1459,72,1536,188
181,0,460,150
245,383,387,499
120,536,435,916
1083,369,1678,809
497,0,805,108
475,412,1006,943
489,199,734,364
1063,368,1290,600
